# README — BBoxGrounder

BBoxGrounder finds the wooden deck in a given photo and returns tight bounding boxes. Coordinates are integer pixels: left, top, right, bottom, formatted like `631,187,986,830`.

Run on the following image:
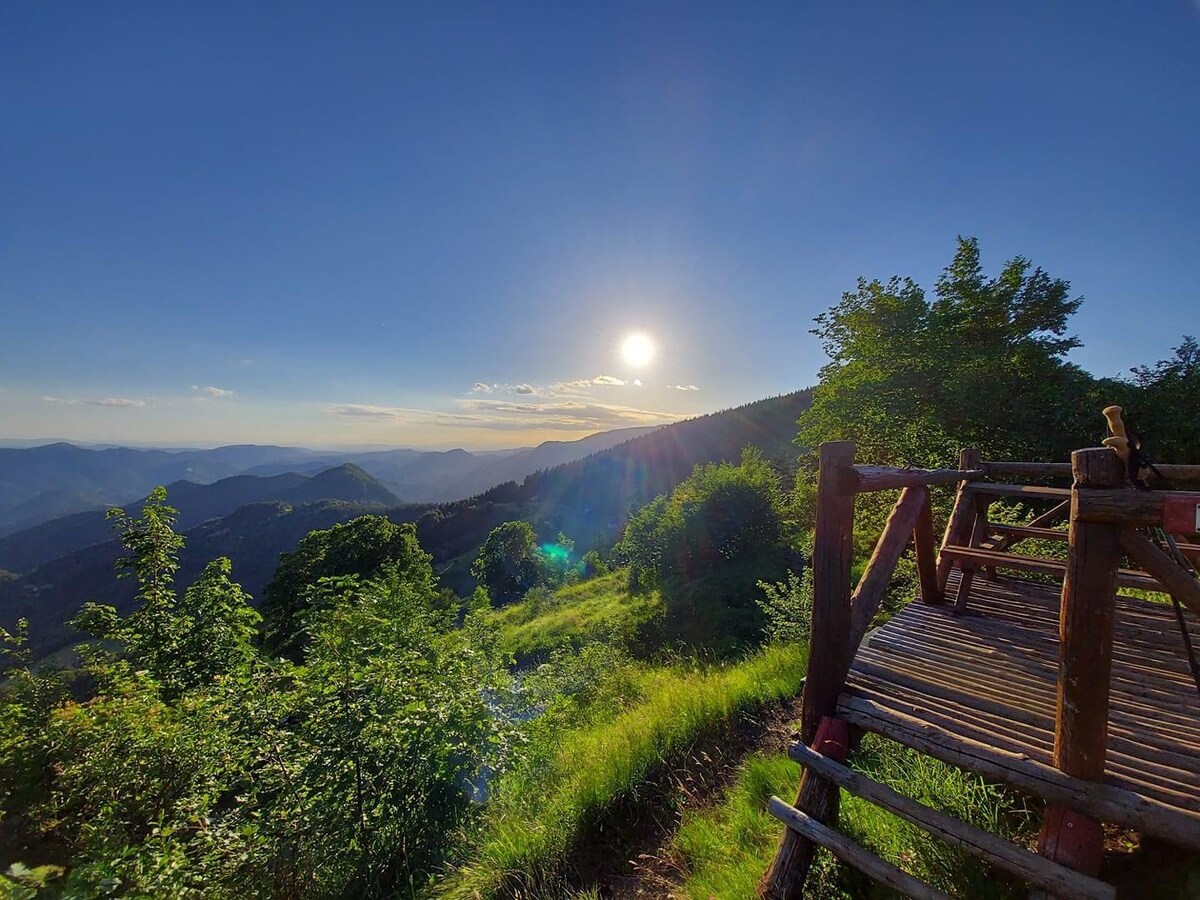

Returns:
838,571,1200,849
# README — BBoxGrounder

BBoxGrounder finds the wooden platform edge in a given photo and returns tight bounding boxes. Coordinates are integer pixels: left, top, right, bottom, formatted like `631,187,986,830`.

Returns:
767,797,952,900
788,742,1115,900
836,694,1200,850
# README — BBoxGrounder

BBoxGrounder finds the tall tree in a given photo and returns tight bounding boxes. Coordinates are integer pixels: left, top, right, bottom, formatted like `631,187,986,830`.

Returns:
471,521,544,604
798,237,1098,466
263,516,433,659
1128,335,1200,464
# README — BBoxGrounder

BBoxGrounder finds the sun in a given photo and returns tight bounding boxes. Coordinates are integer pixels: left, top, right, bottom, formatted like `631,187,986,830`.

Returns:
620,332,656,368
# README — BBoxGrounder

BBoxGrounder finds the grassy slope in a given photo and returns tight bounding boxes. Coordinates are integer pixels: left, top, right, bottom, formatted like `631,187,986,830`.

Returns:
675,735,1037,900
437,643,807,899
483,571,664,665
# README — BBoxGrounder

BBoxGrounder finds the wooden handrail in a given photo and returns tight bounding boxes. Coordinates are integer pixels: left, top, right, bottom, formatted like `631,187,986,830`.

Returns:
839,465,985,494
985,460,1200,485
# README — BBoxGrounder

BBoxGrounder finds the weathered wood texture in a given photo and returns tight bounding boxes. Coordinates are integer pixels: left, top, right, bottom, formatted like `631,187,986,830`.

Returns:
1119,529,1200,620
838,572,1200,849
936,448,981,592
952,494,992,611
1075,489,1200,527
913,491,942,604
983,461,1200,484
940,545,1162,592
1039,448,1126,877
840,465,985,494
849,486,926,648
801,441,856,745
787,742,1115,900
968,483,1072,499
1056,449,1124,781
760,717,850,900
767,798,952,900
762,439,856,900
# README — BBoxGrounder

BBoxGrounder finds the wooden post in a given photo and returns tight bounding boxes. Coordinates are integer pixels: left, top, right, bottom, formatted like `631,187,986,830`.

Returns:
760,441,855,899
937,448,981,592
800,440,857,746
1036,447,1125,881
952,494,992,612
914,490,942,604
849,486,927,646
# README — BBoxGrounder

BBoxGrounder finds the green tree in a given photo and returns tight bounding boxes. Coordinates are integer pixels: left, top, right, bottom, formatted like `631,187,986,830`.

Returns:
798,237,1097,466
471,520,544,604
615,449,795,648
263,515,433,659
1128,335,1200,464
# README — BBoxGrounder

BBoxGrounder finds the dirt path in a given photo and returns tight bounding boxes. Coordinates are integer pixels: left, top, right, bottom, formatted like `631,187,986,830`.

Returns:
584,696,803,900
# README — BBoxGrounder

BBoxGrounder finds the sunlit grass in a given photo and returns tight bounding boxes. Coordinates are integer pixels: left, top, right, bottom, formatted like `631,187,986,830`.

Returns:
484,571,664,665
436,643,807,899
674,735,1037,900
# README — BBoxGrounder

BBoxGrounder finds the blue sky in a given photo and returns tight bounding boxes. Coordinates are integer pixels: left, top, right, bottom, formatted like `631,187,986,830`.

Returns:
2,2,1197,448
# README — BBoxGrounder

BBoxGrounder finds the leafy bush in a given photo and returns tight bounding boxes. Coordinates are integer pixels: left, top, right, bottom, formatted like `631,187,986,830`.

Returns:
756,569,813,645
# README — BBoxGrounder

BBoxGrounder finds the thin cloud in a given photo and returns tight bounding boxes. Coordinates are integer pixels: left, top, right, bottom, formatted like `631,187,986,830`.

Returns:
668,384,700,391
328,398,681,432
43,395,147,408
469,375,630,398
191,385,235,399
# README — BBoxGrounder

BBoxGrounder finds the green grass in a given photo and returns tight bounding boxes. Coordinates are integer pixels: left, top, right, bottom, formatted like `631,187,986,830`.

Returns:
484,571,664,665
436,642,807,899
674,735,1037,900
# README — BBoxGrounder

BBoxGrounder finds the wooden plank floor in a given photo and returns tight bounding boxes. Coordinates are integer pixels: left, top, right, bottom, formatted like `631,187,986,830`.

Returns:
837,571,1200,848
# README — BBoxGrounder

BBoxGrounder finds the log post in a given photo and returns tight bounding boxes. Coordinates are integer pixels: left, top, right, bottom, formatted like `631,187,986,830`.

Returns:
952,494,992,612
1036,447,1125,882
937,448,981,592
760,441,855,899
914,489,942,604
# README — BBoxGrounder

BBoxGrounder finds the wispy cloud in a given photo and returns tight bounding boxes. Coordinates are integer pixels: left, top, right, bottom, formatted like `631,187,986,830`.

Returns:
191,385,235,399
668,384,700,391
329,397,681,432
472,375,631,398
43,395,147,408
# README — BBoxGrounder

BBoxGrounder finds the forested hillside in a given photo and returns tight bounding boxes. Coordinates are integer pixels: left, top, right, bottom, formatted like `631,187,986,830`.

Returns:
2,240,1198,899
0,394,810,660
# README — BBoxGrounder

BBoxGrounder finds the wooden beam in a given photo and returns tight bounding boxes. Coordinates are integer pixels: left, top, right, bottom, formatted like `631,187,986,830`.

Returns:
836,694,1200,849
839,465,986,494
788,742,1116,900
767,798,953,900
986,500,1071,556
1075,489,1200,527
1040,447,1126,878
983,461,1073,479
849,486,927,648
913,490,942,604
953,494,992,612
939,545,1162,592
968,483,1072,499
1119,529,1200,620
988,523,1069,542
936,448,981,592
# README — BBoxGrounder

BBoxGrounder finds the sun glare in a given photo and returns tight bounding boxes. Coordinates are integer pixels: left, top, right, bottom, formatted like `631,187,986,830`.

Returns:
620,333,655,367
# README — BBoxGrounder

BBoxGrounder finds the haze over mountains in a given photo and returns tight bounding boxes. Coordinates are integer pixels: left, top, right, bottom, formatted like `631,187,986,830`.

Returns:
0,391,811,661
0,426,657,535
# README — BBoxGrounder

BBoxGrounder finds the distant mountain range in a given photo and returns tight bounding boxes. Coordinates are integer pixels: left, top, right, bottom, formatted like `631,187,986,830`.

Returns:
0,392,812,661
0,426,658,535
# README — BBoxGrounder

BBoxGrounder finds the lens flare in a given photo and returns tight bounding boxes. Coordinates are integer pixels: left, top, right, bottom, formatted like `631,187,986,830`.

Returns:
621,333,655,367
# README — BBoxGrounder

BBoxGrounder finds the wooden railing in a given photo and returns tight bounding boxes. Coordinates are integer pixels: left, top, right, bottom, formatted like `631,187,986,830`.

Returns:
761,442,1200,899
